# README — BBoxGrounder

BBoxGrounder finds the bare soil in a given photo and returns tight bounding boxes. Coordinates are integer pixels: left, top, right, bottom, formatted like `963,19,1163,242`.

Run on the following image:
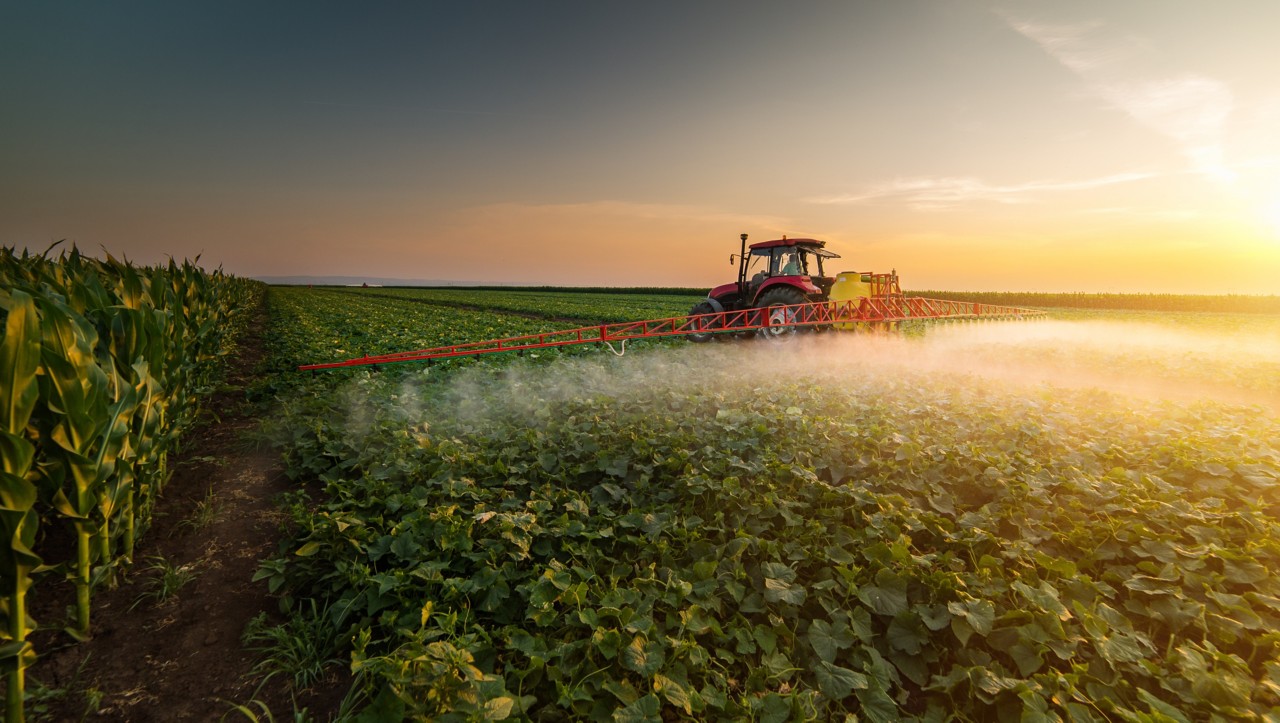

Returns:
27,295,345,721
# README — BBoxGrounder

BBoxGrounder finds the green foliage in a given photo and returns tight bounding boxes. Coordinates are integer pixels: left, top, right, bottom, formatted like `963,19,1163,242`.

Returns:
0,244,260,721
259,325,1280,720
253,287,591,399
220,698,317,723
130,555,200,609
0,288,43,721
175,488,221,533
24,653,103,722
336,287,704,324
241,604,345,691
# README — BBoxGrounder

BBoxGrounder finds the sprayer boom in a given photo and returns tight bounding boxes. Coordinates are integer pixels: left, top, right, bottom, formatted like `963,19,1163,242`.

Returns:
298,296,1045,371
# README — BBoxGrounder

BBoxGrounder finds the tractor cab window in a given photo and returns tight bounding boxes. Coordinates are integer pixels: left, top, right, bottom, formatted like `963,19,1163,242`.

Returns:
747,249,771,284
749,247,810,282
807,250,826,277
778,250,802,276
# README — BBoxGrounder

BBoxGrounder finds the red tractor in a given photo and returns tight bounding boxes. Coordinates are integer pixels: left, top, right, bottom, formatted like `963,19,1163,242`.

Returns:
689,233,842,341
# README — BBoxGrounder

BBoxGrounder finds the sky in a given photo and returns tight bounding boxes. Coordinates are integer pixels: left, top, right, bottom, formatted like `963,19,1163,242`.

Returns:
3,1,1280,293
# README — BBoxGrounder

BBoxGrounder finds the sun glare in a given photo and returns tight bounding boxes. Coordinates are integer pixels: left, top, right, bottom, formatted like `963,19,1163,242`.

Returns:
1265,196,1280,238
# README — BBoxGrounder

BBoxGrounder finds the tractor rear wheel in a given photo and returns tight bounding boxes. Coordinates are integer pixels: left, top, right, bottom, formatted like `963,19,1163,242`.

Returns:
756,287,807,340
687,301,719,343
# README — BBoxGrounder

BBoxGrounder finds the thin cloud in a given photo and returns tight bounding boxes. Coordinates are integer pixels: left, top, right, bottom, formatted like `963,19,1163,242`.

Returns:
807,172,1155,210
1007,20,1141,75
1004,15,1235,183
1102,76,1234,182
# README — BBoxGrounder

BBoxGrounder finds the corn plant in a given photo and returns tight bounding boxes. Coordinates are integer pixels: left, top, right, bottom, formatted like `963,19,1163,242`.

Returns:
0,290,43,722
0,245,261,722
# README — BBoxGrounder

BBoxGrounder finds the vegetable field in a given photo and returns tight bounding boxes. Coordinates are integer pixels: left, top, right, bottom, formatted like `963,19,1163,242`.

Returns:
332,287,704,324
257,288,1280,721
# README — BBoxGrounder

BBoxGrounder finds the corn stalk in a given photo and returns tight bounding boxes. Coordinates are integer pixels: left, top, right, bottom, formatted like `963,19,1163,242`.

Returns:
0,290,43,723
33,293,108,637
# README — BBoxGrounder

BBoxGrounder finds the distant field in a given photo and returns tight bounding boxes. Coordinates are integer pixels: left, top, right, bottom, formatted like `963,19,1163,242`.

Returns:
328,286,704,323
305,285,1280,314
907,290,1280,313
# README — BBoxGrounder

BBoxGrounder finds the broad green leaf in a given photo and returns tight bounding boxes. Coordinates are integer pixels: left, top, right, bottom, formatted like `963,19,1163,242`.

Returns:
1134,689,1191,723
759,693,791,723
760,561,795,583
481,695,515,720
947,599,995,636
855,679,899,723
859,584,907,616
295,541,323,557
622,636,664,677
825,545,858,565
887,611,928,655
593,627,622,659
764,576,806,605
613,693,661,723
808,618,856,663
813,660,868,699
0,290,41,435
653,673,693,715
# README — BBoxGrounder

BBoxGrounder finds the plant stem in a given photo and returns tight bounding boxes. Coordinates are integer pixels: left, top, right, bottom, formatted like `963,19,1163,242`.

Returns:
123,487,135,563
97,500,111,578
6,580,26,723
76,525,92,637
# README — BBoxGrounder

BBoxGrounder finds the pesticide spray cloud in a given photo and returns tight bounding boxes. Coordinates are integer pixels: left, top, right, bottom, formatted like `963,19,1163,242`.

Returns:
335,317,1278,444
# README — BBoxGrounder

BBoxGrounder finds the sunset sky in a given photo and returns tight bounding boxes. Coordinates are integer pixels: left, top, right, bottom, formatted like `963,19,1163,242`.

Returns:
3,1,1280,292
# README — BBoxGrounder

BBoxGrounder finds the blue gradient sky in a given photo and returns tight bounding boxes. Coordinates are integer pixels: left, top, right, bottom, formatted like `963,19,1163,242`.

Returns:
4,1,1279,292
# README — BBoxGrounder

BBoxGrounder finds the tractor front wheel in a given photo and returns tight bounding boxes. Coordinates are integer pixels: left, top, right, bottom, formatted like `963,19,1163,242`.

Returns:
756,287,807,340
687,301,720,343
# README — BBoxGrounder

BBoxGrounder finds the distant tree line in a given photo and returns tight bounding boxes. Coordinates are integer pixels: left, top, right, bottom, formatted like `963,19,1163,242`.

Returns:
906,291,1280,313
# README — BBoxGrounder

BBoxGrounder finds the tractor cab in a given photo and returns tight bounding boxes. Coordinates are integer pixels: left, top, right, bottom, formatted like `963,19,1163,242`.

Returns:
702,236,843,313
742,239,840,301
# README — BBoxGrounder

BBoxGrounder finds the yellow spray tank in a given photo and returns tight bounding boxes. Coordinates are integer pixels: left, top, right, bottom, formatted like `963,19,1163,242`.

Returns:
828,271,874,330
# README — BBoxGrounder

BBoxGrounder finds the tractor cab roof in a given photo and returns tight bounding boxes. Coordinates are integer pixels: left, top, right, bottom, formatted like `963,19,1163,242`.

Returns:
748,238,840,258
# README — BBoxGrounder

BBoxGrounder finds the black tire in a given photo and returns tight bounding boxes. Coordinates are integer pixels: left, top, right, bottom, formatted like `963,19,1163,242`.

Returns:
687,301,719,343
755,287,807,340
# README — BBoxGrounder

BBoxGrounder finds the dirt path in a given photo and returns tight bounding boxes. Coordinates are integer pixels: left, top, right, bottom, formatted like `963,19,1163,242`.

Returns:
29,295,341,721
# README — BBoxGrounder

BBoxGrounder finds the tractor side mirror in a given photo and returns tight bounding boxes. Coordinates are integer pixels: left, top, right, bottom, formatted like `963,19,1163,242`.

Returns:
729,254,737,265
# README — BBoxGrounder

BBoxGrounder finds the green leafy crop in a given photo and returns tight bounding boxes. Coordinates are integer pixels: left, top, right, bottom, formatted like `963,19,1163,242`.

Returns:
259,293,1280,723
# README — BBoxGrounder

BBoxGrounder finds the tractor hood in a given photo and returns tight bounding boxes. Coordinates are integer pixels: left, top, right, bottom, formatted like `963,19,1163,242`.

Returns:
708,282,739,299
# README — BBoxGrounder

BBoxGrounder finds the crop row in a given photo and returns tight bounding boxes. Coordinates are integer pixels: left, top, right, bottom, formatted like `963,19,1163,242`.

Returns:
258,288,1280,721
332,287,704,324
259,286,705,399
257,287,591,390
0,246,260,721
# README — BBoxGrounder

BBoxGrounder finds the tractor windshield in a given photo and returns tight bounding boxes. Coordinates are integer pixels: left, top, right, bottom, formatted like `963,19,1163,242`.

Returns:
747,250,770,283
749,247,817,279
747,245,838,283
